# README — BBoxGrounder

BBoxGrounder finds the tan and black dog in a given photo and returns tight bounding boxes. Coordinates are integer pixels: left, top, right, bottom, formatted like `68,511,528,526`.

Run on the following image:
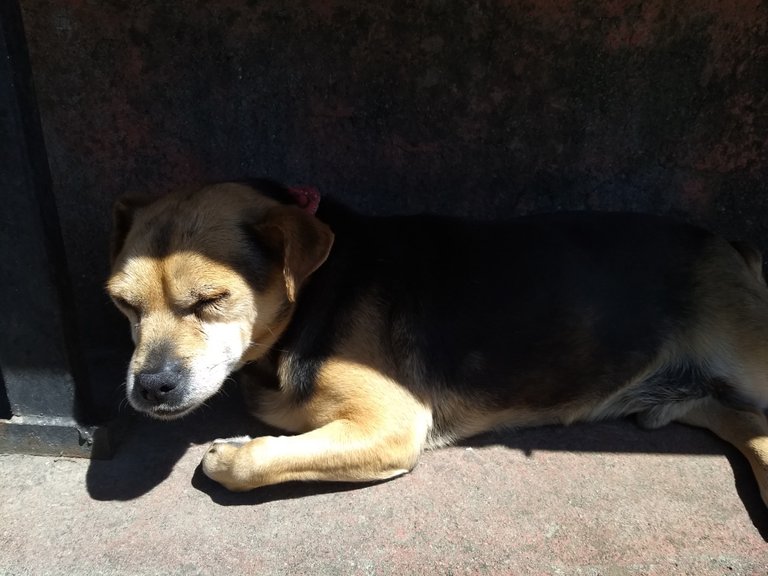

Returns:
107,179,768,503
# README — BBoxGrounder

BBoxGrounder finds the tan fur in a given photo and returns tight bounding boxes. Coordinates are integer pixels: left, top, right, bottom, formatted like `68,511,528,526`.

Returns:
204,359,431,490
685,238,768,406
259,205,334,302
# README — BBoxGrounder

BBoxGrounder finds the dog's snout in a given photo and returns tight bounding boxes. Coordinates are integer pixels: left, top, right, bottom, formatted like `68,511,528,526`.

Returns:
135,364,183,405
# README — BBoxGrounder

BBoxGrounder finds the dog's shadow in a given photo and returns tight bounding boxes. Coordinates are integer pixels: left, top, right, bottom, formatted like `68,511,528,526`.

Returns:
464,420,768,540
86,382,254,501
86,390,768,540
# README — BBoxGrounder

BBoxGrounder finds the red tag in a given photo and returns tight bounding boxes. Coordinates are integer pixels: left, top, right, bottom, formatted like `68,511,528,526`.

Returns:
287,186,321,215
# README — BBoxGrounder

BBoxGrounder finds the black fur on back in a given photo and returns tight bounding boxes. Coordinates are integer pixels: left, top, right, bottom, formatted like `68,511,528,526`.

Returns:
242,180,747,415
284,211,712,404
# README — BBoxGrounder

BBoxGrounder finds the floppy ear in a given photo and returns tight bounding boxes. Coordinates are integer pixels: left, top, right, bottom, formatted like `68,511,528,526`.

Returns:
110,194,156,263
258,206,335,302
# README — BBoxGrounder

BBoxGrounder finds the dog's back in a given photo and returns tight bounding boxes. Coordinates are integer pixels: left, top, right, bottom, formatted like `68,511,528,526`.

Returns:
270,205,766,444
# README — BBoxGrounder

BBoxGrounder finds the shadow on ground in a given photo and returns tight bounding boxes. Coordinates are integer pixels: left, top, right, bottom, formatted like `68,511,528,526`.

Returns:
190,467,384,506
85,382,258,501
86,386,768,539
465,420,768,539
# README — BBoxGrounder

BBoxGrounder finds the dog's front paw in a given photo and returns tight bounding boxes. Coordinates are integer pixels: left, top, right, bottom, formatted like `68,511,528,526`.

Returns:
202,437,254,491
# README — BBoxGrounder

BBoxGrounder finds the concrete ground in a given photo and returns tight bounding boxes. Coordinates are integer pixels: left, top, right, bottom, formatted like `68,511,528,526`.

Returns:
1,390,766,576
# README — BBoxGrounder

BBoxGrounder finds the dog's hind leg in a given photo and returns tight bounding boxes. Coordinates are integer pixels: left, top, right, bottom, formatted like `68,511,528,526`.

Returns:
675,398,768,506
202,359,431,491
666,237,768,505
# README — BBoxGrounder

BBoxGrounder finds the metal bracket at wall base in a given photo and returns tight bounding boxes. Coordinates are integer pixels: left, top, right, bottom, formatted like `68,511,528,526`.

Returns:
0,415,113,459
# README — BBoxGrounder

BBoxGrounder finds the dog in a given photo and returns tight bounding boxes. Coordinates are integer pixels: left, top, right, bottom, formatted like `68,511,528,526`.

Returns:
107,179,768,503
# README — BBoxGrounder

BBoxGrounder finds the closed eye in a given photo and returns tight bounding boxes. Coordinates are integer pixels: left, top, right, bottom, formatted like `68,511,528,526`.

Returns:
192,291,230,315
112,296,140,316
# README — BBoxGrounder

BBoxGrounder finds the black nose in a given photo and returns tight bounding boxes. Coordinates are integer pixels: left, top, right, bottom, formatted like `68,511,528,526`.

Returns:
134,364,183,405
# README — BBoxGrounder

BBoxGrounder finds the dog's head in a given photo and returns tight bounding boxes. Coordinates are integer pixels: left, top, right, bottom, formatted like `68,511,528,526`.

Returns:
106,182,334,419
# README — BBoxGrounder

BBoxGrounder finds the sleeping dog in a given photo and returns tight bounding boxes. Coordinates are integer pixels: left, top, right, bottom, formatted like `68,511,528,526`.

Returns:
107,179,768,503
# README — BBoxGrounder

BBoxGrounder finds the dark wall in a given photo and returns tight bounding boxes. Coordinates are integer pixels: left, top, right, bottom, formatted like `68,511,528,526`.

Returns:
19,0,768,418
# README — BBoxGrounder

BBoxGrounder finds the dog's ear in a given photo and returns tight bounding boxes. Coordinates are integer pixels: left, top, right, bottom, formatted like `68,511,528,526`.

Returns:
258,206,334,302
110,194,156,263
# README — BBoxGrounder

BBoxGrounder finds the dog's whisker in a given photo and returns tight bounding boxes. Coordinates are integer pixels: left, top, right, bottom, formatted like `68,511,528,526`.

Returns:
247,340,289,354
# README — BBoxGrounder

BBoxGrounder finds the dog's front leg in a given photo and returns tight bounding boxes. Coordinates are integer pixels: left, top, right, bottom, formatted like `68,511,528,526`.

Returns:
202,418,426,491
204,357,433,491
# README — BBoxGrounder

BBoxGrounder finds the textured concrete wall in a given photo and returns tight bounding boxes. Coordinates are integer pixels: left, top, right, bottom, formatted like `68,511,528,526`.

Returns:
19,0,768,418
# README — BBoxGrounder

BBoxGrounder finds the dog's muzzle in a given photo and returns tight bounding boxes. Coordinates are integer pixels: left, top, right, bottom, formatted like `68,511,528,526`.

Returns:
130,361,193,417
